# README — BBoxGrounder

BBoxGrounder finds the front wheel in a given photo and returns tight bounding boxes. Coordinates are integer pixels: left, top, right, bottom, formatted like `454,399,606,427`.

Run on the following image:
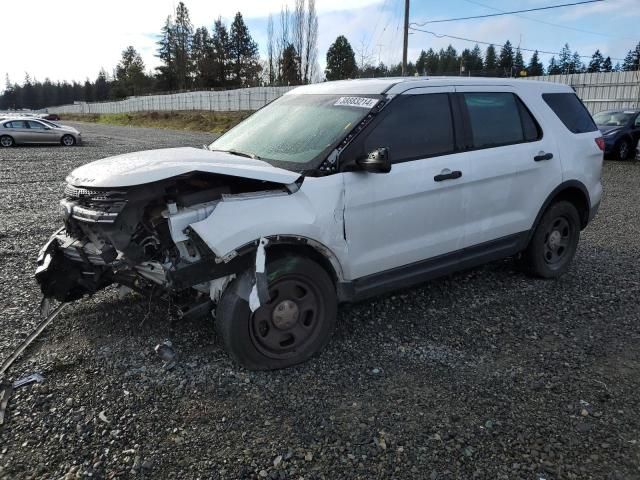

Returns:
215,255,337,370
523,201,581,278
61,135,75,146
617,139,630,161
0,135,14,147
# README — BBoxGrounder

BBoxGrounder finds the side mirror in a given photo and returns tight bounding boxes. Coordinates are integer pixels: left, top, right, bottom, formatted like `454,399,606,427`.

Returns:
356,147,391,173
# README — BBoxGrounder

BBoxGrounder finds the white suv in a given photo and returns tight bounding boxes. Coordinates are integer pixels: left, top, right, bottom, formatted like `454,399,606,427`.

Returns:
36,77,603,369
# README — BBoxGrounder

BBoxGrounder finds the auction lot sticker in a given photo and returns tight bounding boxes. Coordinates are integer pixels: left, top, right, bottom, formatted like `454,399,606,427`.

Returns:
334,96,379,108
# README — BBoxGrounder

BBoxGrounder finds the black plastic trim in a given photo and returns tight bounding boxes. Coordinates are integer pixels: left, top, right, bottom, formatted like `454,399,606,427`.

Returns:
338,231,529,302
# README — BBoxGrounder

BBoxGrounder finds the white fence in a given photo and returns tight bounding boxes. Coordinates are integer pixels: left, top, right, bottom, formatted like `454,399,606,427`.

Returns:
43,71,640,115
528,70,640,114
45,86,295,114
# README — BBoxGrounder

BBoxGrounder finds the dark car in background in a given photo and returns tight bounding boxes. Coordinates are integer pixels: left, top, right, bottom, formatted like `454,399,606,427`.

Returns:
41,113,61,121
593,109,640,160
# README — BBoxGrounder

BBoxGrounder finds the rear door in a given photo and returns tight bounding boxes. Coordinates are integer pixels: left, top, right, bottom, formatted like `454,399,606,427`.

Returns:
5,120,30,143
454,86,563,247
342,87,470,279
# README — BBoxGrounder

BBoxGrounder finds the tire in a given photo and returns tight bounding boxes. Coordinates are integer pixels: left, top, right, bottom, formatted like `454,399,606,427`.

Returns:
0,135,14,147
523,201,581,278
616,138,630,161
215,255,337,370
61,134,75,147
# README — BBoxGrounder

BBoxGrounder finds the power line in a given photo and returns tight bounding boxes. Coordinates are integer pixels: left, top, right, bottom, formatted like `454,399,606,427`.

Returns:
408,26,626,61
411,0,603,26
460,0,636,40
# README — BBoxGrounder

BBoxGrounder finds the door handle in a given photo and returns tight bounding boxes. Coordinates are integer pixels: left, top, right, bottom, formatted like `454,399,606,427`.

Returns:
534,152,553,162
434,170,462,182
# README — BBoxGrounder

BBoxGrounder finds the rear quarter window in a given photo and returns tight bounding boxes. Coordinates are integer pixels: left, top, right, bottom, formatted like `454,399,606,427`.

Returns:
542,92,597,134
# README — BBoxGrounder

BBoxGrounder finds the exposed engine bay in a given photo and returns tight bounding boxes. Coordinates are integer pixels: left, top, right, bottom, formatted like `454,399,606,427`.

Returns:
35,173,294,315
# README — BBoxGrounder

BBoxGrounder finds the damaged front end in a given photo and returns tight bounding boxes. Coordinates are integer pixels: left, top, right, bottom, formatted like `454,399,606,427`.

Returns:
35,173,292,314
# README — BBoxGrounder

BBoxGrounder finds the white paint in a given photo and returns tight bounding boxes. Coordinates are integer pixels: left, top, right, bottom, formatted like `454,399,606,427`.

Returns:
66,147,300,187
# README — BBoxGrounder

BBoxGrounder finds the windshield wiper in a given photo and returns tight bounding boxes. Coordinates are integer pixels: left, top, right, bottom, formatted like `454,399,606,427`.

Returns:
210,148,261,160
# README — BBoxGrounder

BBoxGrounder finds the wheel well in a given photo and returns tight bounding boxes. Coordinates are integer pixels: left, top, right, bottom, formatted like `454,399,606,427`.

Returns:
267,242,340,286
550,186,590,229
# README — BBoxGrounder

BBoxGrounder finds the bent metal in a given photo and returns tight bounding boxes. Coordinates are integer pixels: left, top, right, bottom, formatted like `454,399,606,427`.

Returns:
36,77,603,370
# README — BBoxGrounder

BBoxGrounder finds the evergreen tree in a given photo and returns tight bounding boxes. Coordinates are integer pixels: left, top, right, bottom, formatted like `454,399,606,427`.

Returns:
469,44,484,73
513,47,524,76
280,43,301,85
173,2,194,90
211,18,230,87
416,50,428,76
527,51,544,76
588,49,604,73
571,51,584,73
547,56,562,75
325,35,357,80
156,16,178,90
114,46,147,97
229,12,261,86
498,40,514,76
602,56,613,72
424,48,439,75
192,26,215,88
622,42,640,71
559,43,572,73
439,45,458,74
483,45,497,75
95,69,110,101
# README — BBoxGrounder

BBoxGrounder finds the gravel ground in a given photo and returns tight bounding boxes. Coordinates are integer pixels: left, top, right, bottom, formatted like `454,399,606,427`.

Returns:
0,122,639,480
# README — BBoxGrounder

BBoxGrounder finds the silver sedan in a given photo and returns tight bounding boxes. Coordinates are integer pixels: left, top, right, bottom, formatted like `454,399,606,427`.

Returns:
0,118,81,147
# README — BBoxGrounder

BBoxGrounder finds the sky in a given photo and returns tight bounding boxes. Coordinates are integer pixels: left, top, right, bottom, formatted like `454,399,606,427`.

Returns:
2,0,639,87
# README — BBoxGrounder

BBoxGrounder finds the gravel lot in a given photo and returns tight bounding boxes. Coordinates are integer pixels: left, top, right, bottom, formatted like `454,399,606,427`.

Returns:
1,122,639,480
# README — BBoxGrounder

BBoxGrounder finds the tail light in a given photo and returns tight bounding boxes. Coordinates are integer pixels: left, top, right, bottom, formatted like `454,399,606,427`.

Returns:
595,137,605,151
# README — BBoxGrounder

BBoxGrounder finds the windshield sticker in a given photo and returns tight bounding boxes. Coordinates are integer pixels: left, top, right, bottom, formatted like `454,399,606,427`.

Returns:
334,97,379,108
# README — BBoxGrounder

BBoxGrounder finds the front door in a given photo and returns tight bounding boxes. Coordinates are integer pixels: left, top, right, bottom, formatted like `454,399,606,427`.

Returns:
341,88,470,280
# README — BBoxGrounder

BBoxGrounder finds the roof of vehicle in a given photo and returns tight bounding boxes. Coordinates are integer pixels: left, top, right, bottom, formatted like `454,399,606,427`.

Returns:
594,108,640,114
287,76,573,95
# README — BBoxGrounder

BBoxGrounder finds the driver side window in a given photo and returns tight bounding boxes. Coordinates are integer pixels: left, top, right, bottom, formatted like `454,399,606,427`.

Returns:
344,93,455,165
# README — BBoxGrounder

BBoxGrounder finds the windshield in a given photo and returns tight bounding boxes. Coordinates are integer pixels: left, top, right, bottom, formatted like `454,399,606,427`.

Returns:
39,119,61,128
209,93,381,170
593,111,635,127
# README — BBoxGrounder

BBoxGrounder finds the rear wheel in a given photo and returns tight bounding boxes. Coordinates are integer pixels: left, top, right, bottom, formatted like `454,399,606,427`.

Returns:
61,135,75,146
523,201,581,278
0,135,14,147
215,256,337,370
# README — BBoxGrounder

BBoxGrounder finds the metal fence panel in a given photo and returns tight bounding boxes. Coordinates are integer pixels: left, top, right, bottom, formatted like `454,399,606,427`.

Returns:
528,70,640,114
44,86,296,115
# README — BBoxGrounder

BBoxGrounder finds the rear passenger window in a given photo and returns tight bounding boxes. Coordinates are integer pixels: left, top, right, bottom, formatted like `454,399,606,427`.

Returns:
542,93,597,134
463,92,541,149
361,93,455,162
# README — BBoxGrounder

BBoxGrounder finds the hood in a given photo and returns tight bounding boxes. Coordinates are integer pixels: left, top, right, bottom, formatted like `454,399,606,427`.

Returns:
66,147,301,187
58,125,78,133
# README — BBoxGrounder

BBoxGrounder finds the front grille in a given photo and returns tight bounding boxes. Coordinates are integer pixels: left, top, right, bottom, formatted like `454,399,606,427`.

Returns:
64,184,127,201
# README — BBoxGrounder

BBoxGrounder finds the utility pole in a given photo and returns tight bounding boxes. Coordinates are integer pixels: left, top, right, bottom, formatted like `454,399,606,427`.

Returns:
402,0,410,76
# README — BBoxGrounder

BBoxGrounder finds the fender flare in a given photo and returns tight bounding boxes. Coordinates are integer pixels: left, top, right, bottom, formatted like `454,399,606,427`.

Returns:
527,180,591,244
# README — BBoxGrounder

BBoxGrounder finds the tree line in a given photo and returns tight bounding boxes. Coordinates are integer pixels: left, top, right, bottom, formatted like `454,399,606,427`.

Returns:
1,0,639,111
0,1,318,110
325,36,640,80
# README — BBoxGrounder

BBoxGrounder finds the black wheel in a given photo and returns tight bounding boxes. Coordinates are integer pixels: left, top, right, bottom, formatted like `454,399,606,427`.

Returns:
0,135,14,147
61,134,75,146
215,256,337,370
523,201,581,278
617,138,630,161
